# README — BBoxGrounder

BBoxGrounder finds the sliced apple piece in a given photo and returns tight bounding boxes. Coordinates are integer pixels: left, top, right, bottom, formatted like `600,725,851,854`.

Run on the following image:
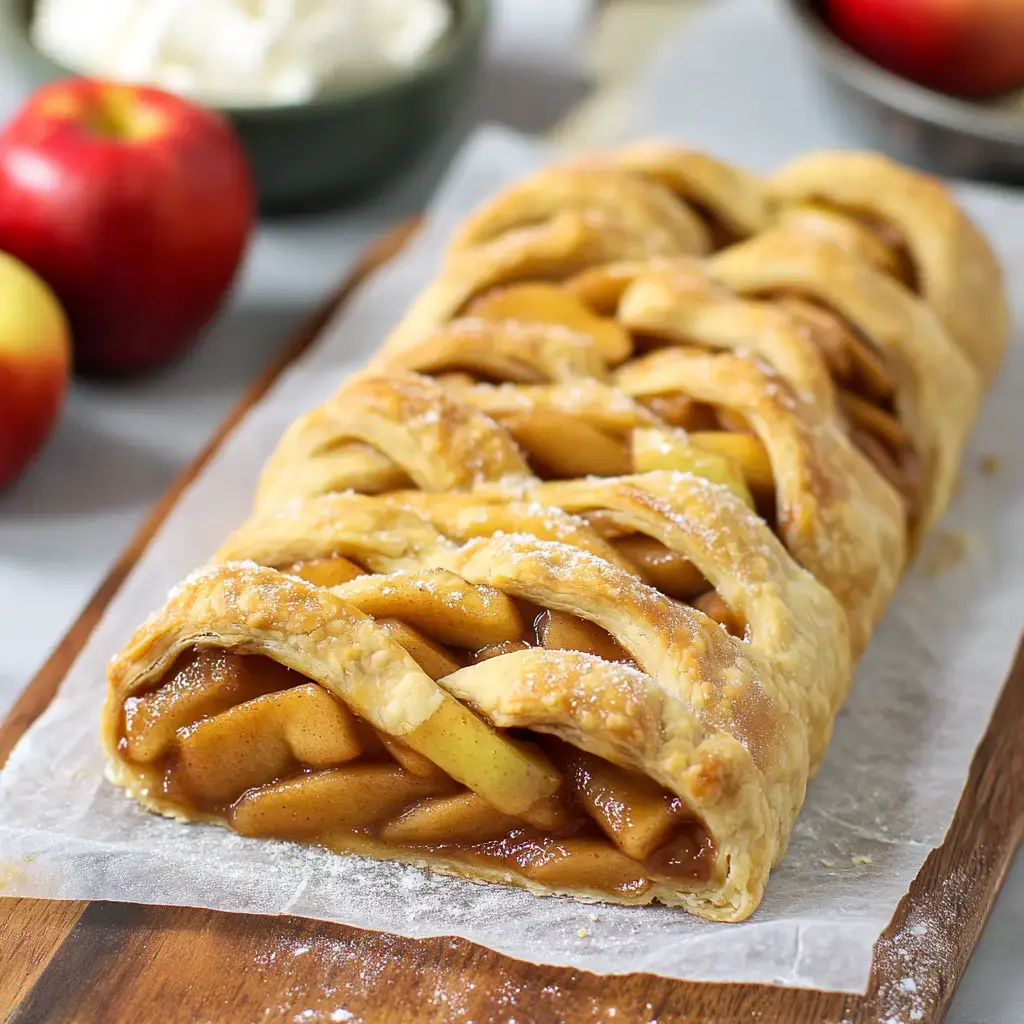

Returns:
645,826,714,881
176,682,363,804
503,410,632,478
635,391,699,429
401,696,562,817
380,791,522,845
687,431,774,496
337,570,524,649
521,790,571,830
565,263,645,315
471,638,533,663
850,427,918,518
637,394,722,432
123,649,297,764
534,609,632,664
467,283,632,364
515,837,649,894
231,765,450,839
282,556,366,587
374,729,450,781
631,428,754,506
562,747,685,861
776,294,894,401
610,534,708,599
377,618,462,681
692,590,747,637
715,406,754,434
837,389,907,453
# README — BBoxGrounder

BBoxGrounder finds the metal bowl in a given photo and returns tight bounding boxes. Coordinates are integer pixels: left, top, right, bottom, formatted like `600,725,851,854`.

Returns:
0,0,489,212
783,0,1024,184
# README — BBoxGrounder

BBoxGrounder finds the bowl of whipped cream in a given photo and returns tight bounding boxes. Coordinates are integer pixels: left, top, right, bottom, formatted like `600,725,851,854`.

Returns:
2,0,489,210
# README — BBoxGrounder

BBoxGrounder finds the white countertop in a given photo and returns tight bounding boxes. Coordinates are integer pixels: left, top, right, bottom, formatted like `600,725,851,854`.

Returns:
0,3,1020,1020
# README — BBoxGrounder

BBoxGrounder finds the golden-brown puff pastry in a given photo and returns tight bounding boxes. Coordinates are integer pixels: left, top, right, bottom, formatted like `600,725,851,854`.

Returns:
768,150,1009,383
104,142,1002,923
574,140,773,245
709,227,981,539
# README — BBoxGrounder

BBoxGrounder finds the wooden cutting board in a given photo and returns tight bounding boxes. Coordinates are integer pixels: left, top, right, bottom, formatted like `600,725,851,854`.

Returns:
1,222,1022,1024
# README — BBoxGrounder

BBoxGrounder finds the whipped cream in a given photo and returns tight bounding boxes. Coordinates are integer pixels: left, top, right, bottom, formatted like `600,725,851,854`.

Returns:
32,0,453,106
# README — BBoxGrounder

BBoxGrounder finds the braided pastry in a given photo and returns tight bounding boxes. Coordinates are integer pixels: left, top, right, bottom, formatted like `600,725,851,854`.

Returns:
103,144,1004,922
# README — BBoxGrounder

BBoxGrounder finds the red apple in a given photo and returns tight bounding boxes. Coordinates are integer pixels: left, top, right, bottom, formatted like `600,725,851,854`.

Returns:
0,249,71,489
827,0,1024,98
0,79,255,375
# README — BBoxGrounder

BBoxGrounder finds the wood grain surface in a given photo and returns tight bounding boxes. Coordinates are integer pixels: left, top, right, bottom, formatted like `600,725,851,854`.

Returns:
1,222,1022,1024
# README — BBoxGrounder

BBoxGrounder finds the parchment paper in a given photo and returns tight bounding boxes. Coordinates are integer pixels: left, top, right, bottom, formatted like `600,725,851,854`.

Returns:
1,125,1022,997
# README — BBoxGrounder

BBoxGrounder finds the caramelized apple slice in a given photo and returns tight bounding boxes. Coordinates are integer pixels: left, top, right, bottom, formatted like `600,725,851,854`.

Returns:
402,697,562,818
467,283,632,364
534,609,632,664
520,791,571,830
380,791,522,845
512,836,650,894
123,649,298,764
374,729,450,781
565,264,645,315
634,392,696,429
645,826,714,881
231,765,450,839
471,639,533,663
692,590,747,637
631,428,754,506
503,411,632,478
715,407,754,434
687,431,775,496
837,389,907,453
636,393,722,431
377,618,462,681
611,534,708,600
337,570,524,648
850,429,919,518
776,294,894,402
176,683,363,805
282,556,366,587
563,748,685,861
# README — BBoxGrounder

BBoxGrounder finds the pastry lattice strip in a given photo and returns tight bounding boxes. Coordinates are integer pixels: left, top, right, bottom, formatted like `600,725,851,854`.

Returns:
104,142,1005,922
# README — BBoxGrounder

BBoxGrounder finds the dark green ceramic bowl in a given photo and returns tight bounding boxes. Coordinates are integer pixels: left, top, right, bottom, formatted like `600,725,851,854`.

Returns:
1,0,489,211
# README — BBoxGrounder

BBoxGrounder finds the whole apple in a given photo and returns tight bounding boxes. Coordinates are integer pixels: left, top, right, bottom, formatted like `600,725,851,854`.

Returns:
0,249,70,489
0,79,255,375
827,0,1024,98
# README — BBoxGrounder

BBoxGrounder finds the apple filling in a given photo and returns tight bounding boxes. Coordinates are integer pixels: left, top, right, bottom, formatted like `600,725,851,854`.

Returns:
271,509,746,643
280,551,744,644
119,647,715,898
766,291,921,522
404,282,777,515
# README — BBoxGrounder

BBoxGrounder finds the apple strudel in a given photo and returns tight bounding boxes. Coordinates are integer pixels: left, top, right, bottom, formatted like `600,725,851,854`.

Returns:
103,145,1005,921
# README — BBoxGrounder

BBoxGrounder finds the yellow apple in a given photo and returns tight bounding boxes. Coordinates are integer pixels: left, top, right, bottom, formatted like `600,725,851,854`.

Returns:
0,250,70,490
